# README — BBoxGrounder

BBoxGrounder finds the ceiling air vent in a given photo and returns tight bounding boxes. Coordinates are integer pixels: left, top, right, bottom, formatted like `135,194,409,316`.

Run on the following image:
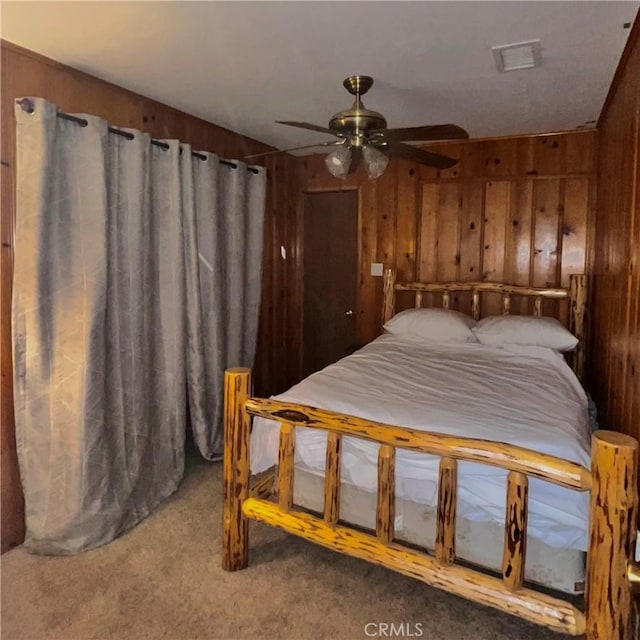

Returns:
492,39,541,72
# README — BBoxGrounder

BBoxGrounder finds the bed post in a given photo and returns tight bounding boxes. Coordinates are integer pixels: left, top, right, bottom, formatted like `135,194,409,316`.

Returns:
569,274,587,382
383,268,396,325
585,430,639,640
222,367,252,571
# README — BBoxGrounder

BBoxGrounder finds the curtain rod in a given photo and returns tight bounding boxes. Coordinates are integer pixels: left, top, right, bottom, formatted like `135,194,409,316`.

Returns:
16,98,259,174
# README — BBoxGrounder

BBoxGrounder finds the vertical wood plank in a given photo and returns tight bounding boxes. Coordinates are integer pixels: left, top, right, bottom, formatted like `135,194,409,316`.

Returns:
290,159,305,385
267,155,282,392
532,178,562,289
436,182,462,283
376,160,397,268
533,135,565,175
502,471,528,591
435,142,464,179
274,157,288,393
435,458,457,565
505,180,534,314
283,156,301,389
459,182,484,284
395,159,420,282
255,157,274,397
418,182,439,308
277,423,296,511
376,444,395,544
560,178,589,287
482,181,510,315
483,181,510,281
324,433,342,525
419,183,439,281
532,178,562,317
506,181,534,284
462,141,484,178
564,131,596,175
482,139,517,179
515,137,536,177
558,178,588,326
360,181,379,344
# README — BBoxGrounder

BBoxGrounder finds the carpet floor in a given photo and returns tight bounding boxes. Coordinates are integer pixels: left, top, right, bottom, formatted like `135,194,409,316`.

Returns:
2,454,578,640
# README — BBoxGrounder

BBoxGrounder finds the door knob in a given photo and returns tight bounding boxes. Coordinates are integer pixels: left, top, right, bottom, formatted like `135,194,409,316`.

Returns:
345,309,354,317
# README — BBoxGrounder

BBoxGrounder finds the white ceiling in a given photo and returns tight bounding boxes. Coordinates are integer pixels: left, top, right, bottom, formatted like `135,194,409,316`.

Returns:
2,1,638,152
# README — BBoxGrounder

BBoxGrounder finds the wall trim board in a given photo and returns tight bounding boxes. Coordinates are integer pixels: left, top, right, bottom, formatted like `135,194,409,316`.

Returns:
420,173,595,182
419,128,597,147
305,186,361,193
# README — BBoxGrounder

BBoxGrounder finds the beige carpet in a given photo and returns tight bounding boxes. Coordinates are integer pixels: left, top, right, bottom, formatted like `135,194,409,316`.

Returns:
2,454,578,640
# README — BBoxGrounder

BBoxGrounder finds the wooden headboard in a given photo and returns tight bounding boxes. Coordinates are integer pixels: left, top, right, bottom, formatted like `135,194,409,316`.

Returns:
382,269,587,382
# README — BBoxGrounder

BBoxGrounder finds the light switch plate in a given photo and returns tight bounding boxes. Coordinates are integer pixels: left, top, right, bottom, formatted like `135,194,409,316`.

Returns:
370,262,384,277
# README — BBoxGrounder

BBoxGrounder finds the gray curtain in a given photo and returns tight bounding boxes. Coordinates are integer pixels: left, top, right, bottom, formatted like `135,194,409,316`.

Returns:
183,148,266,459
13,98,266,553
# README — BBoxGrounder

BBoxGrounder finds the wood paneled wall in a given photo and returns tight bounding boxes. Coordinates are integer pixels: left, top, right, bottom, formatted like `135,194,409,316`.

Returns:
257,150,303,396
0,41,300,551
301,130,597,346
590,16,640,445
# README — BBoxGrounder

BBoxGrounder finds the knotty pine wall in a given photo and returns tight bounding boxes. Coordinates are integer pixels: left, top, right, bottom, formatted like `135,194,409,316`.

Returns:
301,130,597,347
0,41,301,551
590,16,640,446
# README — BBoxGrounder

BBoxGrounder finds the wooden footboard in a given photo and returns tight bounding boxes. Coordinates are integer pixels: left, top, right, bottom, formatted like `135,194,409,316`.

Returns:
222,368,640,639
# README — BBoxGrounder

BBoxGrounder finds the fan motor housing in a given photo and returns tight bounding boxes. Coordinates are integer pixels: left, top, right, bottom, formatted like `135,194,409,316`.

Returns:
328,75,388,145
329,104,387,144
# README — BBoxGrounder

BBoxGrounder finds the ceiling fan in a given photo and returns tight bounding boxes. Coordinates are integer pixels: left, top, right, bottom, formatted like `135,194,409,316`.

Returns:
246,75,469,179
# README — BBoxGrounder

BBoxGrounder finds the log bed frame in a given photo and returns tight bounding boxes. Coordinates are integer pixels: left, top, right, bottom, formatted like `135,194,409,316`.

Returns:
223,269,640,639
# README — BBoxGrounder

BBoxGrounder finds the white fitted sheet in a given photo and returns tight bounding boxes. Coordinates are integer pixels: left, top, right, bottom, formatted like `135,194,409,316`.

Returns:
250,334,591,550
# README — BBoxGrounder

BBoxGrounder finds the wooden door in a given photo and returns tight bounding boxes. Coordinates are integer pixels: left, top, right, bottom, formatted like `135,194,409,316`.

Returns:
303,191,358,377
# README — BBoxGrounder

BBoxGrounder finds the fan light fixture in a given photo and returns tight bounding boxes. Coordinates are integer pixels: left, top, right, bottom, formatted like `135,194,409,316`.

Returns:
363,145,389,179
324,143,390,180
324,146,352,179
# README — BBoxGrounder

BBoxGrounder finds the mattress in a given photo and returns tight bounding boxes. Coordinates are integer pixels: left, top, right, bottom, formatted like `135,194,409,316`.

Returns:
292,466,586,594
250,334,592,551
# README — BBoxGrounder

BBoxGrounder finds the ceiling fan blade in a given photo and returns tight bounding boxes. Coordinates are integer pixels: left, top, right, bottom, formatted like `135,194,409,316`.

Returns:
371,124,469,143
244,140,342,160
385,142,458,169
276,121,342,137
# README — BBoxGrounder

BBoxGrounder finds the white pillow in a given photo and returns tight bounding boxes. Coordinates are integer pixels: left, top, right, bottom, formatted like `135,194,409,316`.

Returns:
472,315,578,352
383,308,477,344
